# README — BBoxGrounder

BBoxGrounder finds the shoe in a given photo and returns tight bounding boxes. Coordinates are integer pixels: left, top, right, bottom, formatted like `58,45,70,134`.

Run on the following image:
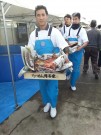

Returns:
50,107,57,118
71,86,76,91
95,74,99,79
83,70,87,74
66,75,71,80
43,103,51,113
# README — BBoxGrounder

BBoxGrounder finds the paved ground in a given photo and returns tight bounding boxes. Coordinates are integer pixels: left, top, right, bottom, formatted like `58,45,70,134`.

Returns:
0,64,101,135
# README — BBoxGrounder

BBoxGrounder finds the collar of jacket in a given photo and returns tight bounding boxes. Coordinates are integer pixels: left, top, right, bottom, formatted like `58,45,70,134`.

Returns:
37,24,49,31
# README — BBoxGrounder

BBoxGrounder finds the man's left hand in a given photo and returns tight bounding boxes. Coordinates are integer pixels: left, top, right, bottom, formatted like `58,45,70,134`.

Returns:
77,46,82,51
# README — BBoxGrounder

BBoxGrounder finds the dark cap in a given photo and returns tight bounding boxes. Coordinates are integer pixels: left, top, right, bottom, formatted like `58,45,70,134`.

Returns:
72,12,81,19
90,20,97,28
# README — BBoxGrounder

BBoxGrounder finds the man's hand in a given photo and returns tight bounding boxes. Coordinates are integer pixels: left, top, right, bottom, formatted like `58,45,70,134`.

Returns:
63,47,69,54
76,46,82,51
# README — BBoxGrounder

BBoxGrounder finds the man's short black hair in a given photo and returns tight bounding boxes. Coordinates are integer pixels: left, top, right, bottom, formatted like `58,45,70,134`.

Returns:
64,14,72,19
90,20,97,28
72,12,81,19
98,25,101,29
35,5,48,16
59,23,63,27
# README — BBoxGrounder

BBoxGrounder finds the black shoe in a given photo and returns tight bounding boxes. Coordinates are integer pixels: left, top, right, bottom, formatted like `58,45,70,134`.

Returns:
83,70,87,74
95,74,99,79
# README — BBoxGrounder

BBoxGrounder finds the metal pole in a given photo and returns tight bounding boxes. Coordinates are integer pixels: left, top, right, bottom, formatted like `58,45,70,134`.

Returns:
1,2,19,109
11,21,15,44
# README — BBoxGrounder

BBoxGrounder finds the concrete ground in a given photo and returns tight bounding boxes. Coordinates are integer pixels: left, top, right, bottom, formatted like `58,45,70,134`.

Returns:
0,64,101,135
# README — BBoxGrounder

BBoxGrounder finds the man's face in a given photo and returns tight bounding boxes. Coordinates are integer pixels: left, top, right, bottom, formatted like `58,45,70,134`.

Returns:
35,9,48,27
64,17,72,26
72,16,80,24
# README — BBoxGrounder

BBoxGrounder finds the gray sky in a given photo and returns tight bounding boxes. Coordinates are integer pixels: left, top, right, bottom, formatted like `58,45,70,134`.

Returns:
2,0,101,24
32,0,101,24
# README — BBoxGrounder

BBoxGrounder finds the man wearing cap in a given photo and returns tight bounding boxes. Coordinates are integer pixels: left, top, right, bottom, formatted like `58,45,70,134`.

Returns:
83,20,101,79
66,12,88,91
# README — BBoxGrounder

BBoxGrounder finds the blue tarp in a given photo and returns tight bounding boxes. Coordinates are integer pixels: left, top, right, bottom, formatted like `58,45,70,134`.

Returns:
0,54,24,82
0,45,21,55
0,79,39,124
0,45,24,82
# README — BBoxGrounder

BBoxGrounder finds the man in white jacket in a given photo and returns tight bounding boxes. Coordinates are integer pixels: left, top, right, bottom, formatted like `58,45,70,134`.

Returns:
61,14,72,39
28,5,69,118
66,12,88,91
